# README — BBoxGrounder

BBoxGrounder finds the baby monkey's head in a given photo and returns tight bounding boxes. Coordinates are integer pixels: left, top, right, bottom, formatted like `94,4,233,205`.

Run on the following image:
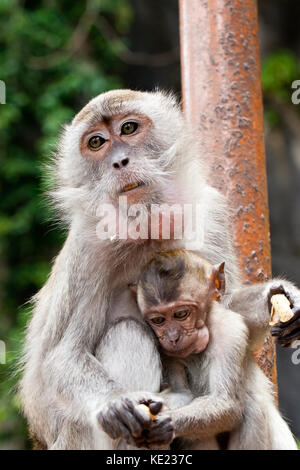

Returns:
134,250,225,358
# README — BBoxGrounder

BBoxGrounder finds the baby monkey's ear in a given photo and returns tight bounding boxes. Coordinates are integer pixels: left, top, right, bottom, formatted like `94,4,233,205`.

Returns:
210,262,225,301
129,283,137,299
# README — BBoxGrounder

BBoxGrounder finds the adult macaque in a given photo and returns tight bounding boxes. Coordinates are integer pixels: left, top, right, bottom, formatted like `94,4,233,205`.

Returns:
128,250,296,450
20,90,300,449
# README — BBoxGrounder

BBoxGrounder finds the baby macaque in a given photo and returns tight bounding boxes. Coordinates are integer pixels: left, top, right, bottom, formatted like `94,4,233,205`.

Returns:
137,251,224,360
132,250,297,450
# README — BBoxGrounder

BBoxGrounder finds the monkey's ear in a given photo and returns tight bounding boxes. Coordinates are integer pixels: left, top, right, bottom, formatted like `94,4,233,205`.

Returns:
129,283,137,299
210,262,225,300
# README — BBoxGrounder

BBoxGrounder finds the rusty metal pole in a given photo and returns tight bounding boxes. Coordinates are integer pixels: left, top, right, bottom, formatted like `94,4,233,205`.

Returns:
179,0,276,382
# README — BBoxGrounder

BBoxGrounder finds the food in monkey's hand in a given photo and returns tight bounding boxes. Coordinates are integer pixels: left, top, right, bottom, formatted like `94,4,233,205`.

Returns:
137,404,157,421
269,294,294,326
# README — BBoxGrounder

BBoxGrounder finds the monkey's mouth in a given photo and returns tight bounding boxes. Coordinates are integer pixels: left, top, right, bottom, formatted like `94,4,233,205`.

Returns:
162,336,201,358
120,182,145,193
163,346,191,358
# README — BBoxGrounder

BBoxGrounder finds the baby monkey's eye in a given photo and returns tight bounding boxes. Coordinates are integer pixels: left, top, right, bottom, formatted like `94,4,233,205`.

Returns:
174,310,190,320
88,135,106,150
151,317,165,325
121,121,138,135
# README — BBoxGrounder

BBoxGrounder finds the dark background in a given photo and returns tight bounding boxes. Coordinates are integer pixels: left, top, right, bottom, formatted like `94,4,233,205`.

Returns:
0,0,299,449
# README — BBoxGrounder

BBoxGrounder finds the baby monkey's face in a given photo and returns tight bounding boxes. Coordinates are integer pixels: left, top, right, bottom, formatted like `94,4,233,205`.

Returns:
144,284,211,358
136,250,225,359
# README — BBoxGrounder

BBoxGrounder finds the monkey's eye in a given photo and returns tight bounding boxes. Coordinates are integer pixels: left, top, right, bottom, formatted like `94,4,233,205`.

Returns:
151,317,165,325
121,121,138,135
88,135,106,150
174,310,189,320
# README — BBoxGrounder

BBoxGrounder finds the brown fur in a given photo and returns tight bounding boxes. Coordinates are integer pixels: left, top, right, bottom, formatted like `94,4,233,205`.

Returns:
73,89,139,123
139,250,215,307
29,428,47,450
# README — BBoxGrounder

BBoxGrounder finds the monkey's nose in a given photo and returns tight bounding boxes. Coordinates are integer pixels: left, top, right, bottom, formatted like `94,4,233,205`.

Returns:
169,334,180,345
113,158,129,169
170,338,179,346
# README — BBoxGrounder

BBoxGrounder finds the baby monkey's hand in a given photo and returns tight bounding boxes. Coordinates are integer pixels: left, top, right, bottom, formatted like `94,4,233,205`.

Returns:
133,405,175,449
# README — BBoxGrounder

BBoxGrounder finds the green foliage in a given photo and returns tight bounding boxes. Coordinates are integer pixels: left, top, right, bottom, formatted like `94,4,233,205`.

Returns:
262,50,300,101
262,49,300,128
0,0,131,449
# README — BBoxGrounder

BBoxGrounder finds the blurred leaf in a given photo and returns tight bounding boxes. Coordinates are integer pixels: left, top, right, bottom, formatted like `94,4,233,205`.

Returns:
262,50,300,101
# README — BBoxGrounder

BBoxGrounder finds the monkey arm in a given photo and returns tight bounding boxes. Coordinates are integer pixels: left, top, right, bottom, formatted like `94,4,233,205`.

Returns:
20,235,160,448
159,305,248,441
160,359,194,410
21,325,125,448
226,279,300,349
166,394,243,440
191,186,298,348
22,320,164,448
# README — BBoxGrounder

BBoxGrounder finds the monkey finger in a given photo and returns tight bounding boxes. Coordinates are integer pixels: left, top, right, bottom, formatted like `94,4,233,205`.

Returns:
110,408,138,443
147,417,173,433
145,416,173,439
106,409,131,440
276,328,300,347
276,339,292,348
271,326,283,337
122,411,145,438
144,426,174,445
124,397,152,429
97,408,115,433
272,314,300,338
114,421,133,442
271,310,300,334
97,415,118,439
98,409,129,440
132,436,149,448
148,401,163,415
113,402,145,438
268,284,286,298
276,319,300,337
146,423,174,439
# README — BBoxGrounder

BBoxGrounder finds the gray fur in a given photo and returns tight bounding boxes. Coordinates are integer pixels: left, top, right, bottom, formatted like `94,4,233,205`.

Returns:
20,90,298,449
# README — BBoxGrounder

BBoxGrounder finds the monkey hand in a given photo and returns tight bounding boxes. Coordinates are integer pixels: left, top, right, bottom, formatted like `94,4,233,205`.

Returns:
268,284,300,347
96,392,166,446
133,412,175,449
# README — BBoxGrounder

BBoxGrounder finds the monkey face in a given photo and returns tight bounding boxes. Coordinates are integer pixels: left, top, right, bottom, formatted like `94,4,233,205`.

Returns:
79,111,154,202
136,250,226,358
56,90,187,216
145,302,210,358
